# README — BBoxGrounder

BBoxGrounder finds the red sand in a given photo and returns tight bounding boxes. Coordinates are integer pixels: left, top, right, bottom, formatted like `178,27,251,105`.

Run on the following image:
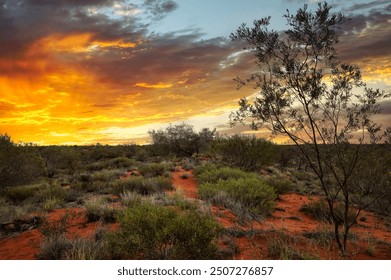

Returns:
0,208,118,260
170,169,391,260
171,169,198,199
1,168,390,260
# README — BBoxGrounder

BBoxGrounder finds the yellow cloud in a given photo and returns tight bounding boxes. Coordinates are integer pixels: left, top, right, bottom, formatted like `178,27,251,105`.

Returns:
135,82,173,89
29,33,137,55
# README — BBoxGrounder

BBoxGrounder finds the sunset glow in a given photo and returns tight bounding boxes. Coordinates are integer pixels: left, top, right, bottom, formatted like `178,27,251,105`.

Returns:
0,0,390,145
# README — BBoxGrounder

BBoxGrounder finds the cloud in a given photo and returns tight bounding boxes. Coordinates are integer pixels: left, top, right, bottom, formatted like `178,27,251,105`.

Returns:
143,0,178,20
335,5,391,86
1,0,389,145
0,0,248,144
345,0,391,12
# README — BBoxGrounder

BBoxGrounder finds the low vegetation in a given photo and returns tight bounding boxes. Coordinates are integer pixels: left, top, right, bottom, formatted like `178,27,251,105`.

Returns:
108,201,221,259
197,165,276,220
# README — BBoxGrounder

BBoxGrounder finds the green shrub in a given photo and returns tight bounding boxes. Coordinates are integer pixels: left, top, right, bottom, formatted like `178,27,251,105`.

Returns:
34,183,66,203
263,176,296,195
213,135,276,171
43,197,64,212
0,134,46,187
120,191,143,207
84,198,117,223
111,176,172,196
267,238,318,260
300,200,356,224
109,157,137,169
37,236,71,260
0,197,29,224
196,165,256,184
38,212,71,238
3,184,41,203
199,177,276,218
85,161,110,172
138,163,167,177
199,178,277,219
90,169,125,182
64,237,110,260
38,236,110,260
109,201,221,259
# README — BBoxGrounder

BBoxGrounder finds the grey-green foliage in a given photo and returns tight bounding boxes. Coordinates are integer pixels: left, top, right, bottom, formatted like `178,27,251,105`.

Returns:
0,133,46,188
214,135,276,171
109,201,221,259
229,2,390,254
138,163,167,177
148,122,216,157
196,165,276,218
111,176,172,196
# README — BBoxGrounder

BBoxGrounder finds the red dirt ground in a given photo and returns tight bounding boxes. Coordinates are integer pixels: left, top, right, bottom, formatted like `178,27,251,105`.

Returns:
1,168,390,260
0,208,118,260
170,169,391,260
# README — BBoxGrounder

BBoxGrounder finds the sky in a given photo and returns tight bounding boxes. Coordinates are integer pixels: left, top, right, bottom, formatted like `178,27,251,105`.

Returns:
0,0,390,145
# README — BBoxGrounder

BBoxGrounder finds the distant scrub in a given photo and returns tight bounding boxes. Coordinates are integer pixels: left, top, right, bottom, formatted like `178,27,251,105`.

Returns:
138,163,168,177
108,201,221,259
111,176,172,196
90,169,125,182
213,135,276,171
196,165,256,184
0,134,46,187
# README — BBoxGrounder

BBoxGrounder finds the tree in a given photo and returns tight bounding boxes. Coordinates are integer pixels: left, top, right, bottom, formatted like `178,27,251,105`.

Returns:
0,133,46,188
148,123,216,157
214,134,276,171
230,2,390,255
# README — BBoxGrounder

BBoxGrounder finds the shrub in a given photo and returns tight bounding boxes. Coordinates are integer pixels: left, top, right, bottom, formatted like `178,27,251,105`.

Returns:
37,236,71,260
213,135,276,171
64,237,110,260
109,201,221,259
199,177,276,218
43,197,64,212
263,176,296,195
109,157,137,169
38,236,110,260
38,212,71,238
111,176,172,196
267,238,317,260
84,198,118,223
196,165,256,184
0,197,28,224
138,163,167,177
3,184,41,203
0,134,46,187
90,169,125,182
300,200,356,225
34,183,66,203
120,191,143,207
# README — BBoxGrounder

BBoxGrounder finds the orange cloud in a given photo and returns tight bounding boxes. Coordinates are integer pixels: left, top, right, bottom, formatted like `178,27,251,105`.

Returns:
135,82,174,89
29,33,138,55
